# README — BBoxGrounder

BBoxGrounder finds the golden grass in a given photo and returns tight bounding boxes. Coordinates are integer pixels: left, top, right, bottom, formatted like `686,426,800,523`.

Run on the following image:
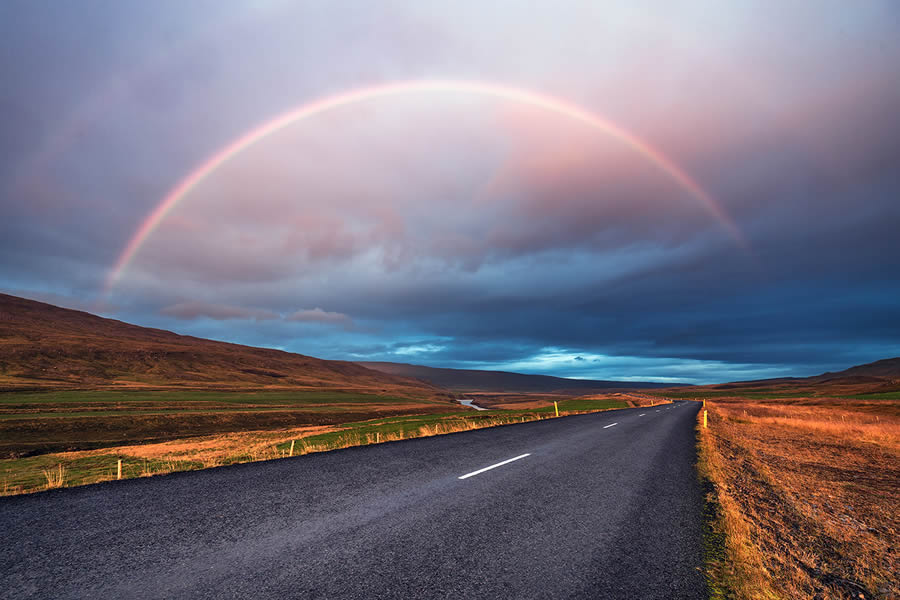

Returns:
42,464,65,489
699,398,899,599
108,425,336,465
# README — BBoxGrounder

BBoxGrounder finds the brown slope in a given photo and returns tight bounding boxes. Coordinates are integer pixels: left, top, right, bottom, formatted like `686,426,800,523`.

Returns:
810,357,900,381
655,357,900,397
0,293,449,400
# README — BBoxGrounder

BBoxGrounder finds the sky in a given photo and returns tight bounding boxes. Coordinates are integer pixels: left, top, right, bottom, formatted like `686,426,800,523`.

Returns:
2,1,899,384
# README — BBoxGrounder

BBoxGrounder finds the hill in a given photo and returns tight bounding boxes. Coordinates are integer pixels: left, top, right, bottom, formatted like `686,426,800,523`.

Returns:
659,357,900,397
355,361,682,393
0,293,447,400
811,357,900,382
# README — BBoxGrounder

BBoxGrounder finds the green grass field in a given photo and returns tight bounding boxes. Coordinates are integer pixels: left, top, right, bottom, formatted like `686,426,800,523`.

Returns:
0,389,425,407
0,389,456,459
846,391,900,400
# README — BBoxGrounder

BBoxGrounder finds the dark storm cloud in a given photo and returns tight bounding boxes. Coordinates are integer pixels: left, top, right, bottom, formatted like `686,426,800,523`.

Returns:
2,1,899,383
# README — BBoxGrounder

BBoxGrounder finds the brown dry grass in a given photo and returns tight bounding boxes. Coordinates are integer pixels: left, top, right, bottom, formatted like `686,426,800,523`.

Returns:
41,464,65,489
699,398,899,599
462,393,569,409
619,392,672,407
61,424,337,469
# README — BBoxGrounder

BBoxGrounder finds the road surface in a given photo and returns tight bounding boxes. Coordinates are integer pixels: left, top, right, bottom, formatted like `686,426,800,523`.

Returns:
1,402,706,599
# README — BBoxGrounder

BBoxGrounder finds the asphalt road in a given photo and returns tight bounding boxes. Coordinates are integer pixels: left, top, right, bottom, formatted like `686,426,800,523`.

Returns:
2,402,706,599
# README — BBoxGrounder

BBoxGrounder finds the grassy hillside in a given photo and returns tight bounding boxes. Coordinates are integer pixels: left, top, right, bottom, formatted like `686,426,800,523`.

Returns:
0,293,447,399
649,357,900,400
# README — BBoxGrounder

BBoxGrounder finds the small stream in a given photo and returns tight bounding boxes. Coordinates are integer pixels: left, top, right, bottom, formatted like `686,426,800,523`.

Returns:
458,398,489,411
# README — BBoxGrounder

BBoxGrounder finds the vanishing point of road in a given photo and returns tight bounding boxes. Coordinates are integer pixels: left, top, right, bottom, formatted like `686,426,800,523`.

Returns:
2,402,706,599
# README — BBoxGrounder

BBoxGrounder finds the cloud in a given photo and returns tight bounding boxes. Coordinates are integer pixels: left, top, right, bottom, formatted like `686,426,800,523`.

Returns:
285,308,354,329
159,302,278,321
2,2,899,384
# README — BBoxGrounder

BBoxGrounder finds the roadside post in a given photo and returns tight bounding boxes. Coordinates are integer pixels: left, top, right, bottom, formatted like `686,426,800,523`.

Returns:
703,410,708,429
554,401,559,417
117,459,122,480
289,440,295,456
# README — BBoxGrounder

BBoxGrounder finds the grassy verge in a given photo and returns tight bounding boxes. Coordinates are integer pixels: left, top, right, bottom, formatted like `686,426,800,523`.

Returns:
697,399,899,599
0,398,629,496
697,407,772,599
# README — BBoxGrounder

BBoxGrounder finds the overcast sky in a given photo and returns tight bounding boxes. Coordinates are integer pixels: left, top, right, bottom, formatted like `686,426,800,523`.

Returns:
2,1,899,383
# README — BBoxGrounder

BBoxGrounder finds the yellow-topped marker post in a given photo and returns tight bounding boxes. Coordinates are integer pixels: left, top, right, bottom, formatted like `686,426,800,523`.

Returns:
554,401,559,417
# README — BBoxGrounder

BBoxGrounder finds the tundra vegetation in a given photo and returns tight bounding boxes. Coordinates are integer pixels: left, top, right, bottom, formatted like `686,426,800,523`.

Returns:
681,391,899,600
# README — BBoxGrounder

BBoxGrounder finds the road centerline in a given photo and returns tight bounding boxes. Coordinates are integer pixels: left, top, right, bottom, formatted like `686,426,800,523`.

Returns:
458,453,531,480
603,422,618,429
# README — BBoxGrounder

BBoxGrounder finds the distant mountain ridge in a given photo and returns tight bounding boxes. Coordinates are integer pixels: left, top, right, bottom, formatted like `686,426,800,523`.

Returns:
0,293,449,400
4,292,896,398
355,361,683,393
683,356,900,395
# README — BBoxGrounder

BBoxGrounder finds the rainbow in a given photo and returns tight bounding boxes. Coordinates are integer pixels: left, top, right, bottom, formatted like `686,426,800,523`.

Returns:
105,79,743,295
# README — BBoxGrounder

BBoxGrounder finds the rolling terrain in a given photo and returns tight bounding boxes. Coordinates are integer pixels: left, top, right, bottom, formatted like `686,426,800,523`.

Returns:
663,357,900,399
357,361,682,393
0,293,448,397
0,294,458,457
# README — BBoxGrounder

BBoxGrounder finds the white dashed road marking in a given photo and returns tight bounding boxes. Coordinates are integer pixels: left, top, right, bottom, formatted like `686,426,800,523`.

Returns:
458,454,531,480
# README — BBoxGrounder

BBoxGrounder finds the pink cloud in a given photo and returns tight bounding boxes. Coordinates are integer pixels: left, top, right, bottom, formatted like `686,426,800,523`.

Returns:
160,301,278,321
285,307,354,328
